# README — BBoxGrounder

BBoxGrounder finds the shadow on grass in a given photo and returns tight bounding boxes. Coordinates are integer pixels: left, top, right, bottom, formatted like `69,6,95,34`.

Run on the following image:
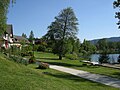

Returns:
37,57,59,60
42,71,106,87
42,61,100,69
112,72,120,79
44,61,82,67
36,57,100,69
36,67,46,70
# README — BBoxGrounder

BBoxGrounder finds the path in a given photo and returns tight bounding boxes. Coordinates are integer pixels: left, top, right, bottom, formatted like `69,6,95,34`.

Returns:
50,65,120,88
102,63,120,69
82,60,120,69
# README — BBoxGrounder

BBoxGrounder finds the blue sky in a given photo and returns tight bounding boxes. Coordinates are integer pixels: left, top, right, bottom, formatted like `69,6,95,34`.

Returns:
7,0,119,42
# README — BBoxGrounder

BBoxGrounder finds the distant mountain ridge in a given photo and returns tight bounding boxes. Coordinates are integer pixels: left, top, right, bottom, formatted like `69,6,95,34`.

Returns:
90,36,120,44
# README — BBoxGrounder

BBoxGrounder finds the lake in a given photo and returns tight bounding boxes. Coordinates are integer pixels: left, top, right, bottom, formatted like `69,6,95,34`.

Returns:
90,54,120,63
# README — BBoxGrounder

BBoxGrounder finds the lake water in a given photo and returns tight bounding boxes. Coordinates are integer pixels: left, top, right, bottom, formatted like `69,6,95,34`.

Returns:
90,54,120,63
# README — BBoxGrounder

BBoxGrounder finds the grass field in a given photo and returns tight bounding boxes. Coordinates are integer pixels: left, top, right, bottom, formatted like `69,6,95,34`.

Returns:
35,52,120,79
0,53,119,90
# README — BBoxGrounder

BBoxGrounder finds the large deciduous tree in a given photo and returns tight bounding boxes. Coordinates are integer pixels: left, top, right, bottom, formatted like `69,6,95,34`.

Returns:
45,7,79,60
0,0,15,35
113,0,120,28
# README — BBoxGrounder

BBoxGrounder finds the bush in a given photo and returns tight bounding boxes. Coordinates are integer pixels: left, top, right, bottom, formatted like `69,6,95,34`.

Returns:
37,45,46,52
65,53,78,60
33,45,39,51
29,56,36,64
21,45,33,57
21,51,33,57
37,62,49,69
9,56,28,65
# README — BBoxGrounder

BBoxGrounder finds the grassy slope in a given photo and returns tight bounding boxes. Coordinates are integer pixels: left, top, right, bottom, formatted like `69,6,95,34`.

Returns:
0,53,119,90
35,52,120,79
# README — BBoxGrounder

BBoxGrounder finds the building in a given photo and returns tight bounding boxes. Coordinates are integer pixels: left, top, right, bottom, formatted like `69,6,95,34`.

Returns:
12,35,30,48
0,24,29,49
0,24,13,49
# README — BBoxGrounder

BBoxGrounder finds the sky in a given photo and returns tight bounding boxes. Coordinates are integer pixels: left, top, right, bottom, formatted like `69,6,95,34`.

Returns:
7,0,120,42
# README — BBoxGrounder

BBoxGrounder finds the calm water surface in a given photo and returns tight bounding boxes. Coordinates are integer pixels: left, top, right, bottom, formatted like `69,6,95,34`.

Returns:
90,54,120,63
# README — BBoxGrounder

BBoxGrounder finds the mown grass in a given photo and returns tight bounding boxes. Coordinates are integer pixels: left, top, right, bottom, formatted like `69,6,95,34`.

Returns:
35,52,120,79
0,53,119,90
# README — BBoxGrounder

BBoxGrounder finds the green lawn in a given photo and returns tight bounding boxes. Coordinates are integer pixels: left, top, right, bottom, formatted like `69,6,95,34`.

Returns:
0,53,119,90
35,52,120,79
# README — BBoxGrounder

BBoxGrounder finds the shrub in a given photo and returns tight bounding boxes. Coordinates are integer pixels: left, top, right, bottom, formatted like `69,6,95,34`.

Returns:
21,51,33,57
29,56,36,64
9,56,28,65
33,45,39,51
65,53,78,60
37,45,46,52
21,45,33,57
37,62,49,69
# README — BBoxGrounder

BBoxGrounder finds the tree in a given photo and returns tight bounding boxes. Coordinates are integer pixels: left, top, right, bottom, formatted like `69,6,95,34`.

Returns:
46,7,79,60
96,39,108,53
113,0,120,28
80,39,96,55
67,37,81,54
67,37,75,53
107,42,117,53
75,39,81,52
116,42,120,52
0,0,15,35
29,30,34,43
22,33,27,38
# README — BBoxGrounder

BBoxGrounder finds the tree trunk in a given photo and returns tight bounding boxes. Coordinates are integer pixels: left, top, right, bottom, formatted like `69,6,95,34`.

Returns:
59,16,67,60
59,54,62,60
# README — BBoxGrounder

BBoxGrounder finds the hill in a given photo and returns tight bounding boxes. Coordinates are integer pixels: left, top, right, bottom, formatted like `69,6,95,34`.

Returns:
0,53,118,90
90,36,120,44
0,54,46,90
